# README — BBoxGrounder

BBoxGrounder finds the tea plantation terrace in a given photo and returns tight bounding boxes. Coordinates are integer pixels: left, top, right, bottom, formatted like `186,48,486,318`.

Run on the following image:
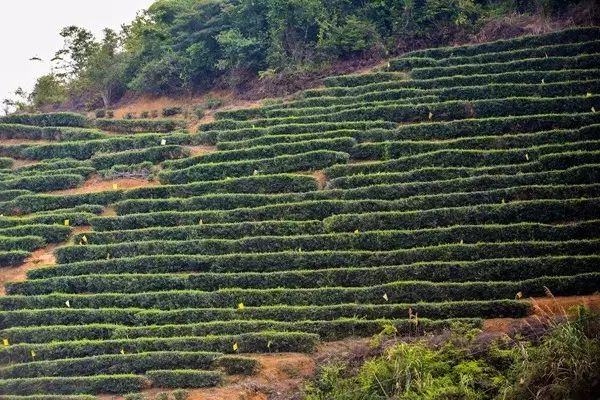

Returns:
0,26,598,396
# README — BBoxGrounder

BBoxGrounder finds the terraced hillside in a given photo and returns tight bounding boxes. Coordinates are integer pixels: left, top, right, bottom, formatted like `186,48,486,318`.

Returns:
0,26,599,397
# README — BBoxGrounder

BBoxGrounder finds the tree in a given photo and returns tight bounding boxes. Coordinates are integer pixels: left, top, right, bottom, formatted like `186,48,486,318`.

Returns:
30,74,67,108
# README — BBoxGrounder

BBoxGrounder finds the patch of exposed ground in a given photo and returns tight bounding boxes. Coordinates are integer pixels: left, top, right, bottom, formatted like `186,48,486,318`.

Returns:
0,244,57,295
10,159,40,169
188,145,217,157
49,176,160,195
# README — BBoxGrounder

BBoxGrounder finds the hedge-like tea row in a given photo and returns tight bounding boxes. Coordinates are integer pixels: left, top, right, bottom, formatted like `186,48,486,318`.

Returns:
0,375,146,395
0,158,13,169
18,133,193,161
409,53,600,79
28,239,600,279
0,192,122,215
166,137,356,168
123,174,318,201
0,174,81,193
3,272,598,313
0,113,89,128
64,185,600,260
253,80,600,115
0,237,45,253
351,124,600,160
216,128,370,150
390,40,600,70
0,332,319,363
322,72,406,87
0,225,71,244
0,190,31,202
114,165,600,214
210,95,600,129
394,26,600,60
199,121,395,145
324,144,598,179
324,198,600,232
95,118,186,133
147,369,222,388
0,351,221,379
0,300,529,330
0,124,105,141
14,256,599,296
305,69,600,99
159,150,349,183
0,251,30,268
77,220,323,244
217,95,438,120
0,212,97,229
90,145,190,170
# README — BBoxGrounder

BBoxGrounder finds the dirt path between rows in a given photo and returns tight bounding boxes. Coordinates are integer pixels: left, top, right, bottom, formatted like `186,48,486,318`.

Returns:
50,176,160,195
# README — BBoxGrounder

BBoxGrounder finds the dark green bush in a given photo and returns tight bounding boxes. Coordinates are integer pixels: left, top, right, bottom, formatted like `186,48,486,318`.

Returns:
159,151,349,183
215,355,258,375
162,107,183,117
147,370,222,388
0,251,30,268
0,113,89,127
95,118,186,133
0,375,146,395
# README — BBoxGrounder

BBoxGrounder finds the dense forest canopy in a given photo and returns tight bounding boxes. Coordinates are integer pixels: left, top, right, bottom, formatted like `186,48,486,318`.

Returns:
15,0,585,110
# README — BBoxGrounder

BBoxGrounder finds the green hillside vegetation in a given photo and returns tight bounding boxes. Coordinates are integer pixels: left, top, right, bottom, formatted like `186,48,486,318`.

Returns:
0,26,599,397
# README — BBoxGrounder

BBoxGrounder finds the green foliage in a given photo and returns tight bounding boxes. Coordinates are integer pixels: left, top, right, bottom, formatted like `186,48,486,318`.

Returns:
0,113,89,128
30,74,67,108
162,107,183,117
146,370,222,388
95,118,185,133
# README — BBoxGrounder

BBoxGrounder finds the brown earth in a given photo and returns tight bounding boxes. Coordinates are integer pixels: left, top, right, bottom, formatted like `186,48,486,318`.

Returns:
0,244,57,295
49,176,159,195
188,145,218,157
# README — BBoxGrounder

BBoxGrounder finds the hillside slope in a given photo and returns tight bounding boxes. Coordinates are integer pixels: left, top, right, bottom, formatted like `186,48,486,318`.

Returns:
0,26,599,398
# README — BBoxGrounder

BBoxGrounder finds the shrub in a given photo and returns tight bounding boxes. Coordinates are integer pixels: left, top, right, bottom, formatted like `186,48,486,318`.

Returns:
147,370,222,388
162,107,183,117
95,119,186,133
216,355,258,375
95,109,106,118
0,374,147,395
140,111,150,118
0,251,30,268
0,112,89,127
91,145,190,170
0,158,13,169
159,150,349,183
206,98,223,109
193,106,205,119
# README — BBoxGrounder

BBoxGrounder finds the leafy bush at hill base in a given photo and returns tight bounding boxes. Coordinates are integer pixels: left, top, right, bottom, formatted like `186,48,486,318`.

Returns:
147,370,222,388
0,113,89,128
95,119,185,133
90,145,190,170
0,375,147,395
0,396,96,400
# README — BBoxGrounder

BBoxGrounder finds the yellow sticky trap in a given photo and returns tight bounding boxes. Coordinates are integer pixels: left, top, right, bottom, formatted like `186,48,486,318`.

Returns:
31,350,36,358
233,342,239,352
515,291,523,300
460,239,464,245
120,348,126,355
161,139,167,146
237,303,245,310
63,219,70,226
81,235,88,244
525,153,529,161
592,107,597,113
428,112,433,120
354,229,360,234
112,183,118,190
267,340,272,349
541,78,545,84
199,219,203,225
2,338,9,347
586,92,592,97
65,300,71,308
382,293,388,302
